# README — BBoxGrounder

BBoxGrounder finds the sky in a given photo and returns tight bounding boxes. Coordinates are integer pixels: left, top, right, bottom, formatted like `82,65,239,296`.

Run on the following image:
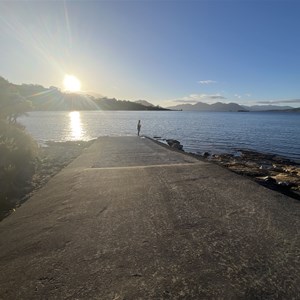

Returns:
0,0,300,107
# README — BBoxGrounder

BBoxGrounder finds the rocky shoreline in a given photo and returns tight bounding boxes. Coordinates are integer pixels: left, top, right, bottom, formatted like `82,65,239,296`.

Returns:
207,149,300,199
29,140,95,196
0,140,95,221
154,137,300,200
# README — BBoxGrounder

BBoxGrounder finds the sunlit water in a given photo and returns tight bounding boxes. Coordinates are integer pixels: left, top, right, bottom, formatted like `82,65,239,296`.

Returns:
18,111,300,162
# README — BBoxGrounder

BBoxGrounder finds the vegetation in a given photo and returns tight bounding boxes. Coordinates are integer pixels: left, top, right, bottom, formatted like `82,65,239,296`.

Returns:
8,80,168,111
0,77,37,212
93,97,168,111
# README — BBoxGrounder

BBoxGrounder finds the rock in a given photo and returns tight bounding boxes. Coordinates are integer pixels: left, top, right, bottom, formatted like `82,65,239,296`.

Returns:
166,139,179,146
283,166,300,175
272,164,282,171
259,163,273,170
260,176,277,184
202,152,210,158
166,139,183,151
172,143,183,150
205,148,299,198
276,181,297,189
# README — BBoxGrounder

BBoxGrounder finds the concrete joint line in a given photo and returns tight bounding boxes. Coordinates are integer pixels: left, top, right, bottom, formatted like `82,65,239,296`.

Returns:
86,162,207,171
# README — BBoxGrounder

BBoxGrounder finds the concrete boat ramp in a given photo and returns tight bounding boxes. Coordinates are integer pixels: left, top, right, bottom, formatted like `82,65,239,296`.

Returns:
0,137,299,299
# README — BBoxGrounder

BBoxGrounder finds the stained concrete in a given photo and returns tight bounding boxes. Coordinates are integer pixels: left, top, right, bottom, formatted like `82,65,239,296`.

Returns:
0,137,299,299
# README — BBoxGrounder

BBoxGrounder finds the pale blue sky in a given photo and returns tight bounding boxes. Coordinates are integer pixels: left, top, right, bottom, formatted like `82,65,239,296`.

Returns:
0,0,300,107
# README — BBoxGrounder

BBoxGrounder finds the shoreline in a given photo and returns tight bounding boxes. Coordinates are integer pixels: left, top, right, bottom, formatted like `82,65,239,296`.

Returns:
0,140,95,221
206,149,300,200
151,137,300,200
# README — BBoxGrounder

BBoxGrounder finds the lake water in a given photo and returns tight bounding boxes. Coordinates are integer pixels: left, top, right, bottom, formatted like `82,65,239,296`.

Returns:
18,111,300,163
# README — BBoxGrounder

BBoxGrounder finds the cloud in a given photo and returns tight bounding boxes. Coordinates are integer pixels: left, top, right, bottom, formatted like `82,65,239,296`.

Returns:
198,80,216,85
186,93,226,100
174,93,226,103
234,93,251,99
209,95,226,99
256,99,300,104
173,99,199,103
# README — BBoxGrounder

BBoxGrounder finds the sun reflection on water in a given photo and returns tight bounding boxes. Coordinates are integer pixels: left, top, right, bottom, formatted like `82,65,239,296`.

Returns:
69,111,82,140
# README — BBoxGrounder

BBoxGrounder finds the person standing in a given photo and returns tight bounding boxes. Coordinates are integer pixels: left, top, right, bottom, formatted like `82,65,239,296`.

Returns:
137,120,141,136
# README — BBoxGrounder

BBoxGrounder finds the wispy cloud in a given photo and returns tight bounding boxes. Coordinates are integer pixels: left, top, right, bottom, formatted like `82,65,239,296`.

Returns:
173,99,199,103
209,95,226,99
198,80,216,85
256,99,300,104
234,93,251,99
174,93,226,104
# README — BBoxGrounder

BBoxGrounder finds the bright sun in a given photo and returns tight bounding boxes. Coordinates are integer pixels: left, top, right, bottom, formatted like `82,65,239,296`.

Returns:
63,75,81,92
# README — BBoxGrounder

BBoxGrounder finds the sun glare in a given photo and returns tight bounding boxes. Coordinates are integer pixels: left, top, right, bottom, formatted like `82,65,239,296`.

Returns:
69,111,82,140
63,75,81,92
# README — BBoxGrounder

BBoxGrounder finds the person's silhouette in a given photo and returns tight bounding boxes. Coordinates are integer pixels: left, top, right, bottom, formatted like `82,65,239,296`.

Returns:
137,120,141,136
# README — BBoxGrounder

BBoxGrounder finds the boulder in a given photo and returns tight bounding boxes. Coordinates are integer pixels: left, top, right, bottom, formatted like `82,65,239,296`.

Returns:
260,176,277,184
166,139,183,151
202,152,210,158
277,181,297,189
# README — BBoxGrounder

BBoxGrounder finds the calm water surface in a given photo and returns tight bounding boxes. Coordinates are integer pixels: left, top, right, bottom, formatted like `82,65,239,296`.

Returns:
19,111,300,162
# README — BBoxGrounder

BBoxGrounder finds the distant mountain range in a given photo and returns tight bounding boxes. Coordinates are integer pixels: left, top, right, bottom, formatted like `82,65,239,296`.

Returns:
167,102,245,112
242,104,294,111
167,101,298,112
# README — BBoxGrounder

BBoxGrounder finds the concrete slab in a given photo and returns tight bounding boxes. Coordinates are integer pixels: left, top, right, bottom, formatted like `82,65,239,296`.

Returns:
0,137,299,299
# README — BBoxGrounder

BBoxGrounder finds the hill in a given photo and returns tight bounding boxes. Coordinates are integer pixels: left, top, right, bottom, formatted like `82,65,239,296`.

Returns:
0,76,168,111
242,105,293,111
167,101,248,112
134,100,155,107
93,97,168,111
168,101,298,112
270,107,300,112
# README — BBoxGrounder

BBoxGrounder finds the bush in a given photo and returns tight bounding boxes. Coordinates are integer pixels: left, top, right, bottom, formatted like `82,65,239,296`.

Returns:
0,77,38,212
0,120,37,210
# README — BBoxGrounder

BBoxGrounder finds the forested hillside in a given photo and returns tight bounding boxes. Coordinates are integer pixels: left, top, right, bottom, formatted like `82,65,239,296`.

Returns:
0,77,168,111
